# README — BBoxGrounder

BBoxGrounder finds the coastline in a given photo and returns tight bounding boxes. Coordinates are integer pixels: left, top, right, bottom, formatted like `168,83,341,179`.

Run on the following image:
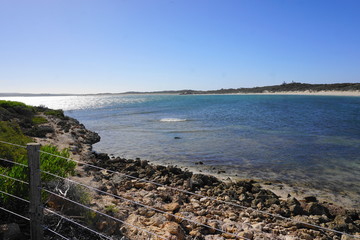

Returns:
1,90,360,98
187,90,360,97
32,112,360,239
250,91,360,97
147,157,360,210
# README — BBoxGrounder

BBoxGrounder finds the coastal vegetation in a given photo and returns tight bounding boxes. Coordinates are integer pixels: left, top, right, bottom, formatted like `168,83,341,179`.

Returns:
0,101,76,205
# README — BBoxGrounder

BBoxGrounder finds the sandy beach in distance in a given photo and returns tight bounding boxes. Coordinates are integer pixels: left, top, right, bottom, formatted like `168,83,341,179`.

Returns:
253,90,360,97
179,90,360,97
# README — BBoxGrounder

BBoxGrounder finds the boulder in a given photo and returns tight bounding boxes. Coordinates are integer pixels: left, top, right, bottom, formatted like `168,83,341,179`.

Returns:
304,196,318,203
306,202,331,217
162,221,186,240
190,174,219,190
163,203,181,213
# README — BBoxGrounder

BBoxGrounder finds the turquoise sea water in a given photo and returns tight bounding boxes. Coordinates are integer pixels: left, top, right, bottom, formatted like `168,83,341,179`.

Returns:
2,94,360,206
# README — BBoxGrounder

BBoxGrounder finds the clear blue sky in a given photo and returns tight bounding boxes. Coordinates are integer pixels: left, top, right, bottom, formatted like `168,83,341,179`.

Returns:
0,0,359,94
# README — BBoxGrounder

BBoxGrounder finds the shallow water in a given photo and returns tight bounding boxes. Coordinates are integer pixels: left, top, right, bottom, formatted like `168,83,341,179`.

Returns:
3,94,360,207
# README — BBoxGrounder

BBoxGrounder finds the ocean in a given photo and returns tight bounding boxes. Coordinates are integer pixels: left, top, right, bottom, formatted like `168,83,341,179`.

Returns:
2,94,360,207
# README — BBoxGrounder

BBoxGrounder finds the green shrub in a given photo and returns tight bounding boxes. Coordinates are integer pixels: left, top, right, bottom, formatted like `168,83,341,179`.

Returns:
0,121,32,161
0,100,30,108
32,116,48,125
40,145,76,181
0,145,76,202
44,109,65,118
104,204,119,215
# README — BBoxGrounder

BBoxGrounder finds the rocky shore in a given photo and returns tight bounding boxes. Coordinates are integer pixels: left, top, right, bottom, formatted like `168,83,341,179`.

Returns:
28,113,360,239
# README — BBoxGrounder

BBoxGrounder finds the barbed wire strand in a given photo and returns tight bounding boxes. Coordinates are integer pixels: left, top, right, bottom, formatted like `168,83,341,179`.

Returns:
43,226,71,240
41,188,168,240
0,141,357,238
0,173,29,185
41,170,245,239
0,184,104,240
39,150,360,239
0,157,28,168
0,190,30,203
0,140,27,149
0,207,30,221
43,208,112,240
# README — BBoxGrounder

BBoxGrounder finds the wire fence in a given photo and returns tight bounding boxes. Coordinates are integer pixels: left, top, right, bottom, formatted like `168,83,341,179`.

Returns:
0,140,359,240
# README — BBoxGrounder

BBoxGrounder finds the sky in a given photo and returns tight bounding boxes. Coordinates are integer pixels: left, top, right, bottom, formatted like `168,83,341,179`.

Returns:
0,0,359,94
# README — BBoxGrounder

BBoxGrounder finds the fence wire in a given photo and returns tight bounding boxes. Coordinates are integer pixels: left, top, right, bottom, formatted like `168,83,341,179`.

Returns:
0,173,29,185
0,207,30,221
43,208,112,240
41,169,245,239
43,226,71,240
0,140,27,149
1,140,359,239
42,188,168,240
39,148,360,239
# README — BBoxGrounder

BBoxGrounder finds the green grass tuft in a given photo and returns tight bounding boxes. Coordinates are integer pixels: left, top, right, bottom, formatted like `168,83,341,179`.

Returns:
0,100,30,108
32,116,48,125
0,121,32,161
44,109,65,118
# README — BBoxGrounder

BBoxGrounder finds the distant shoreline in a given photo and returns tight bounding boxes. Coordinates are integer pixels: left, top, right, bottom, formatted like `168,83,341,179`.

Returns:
1,90,360,97
227,90,360,97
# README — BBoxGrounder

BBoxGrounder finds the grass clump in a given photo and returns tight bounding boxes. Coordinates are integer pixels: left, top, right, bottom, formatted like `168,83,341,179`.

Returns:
104,204,119,215
44,109,65,119
0,100,31,109
0,121,32,161
32,116,48,125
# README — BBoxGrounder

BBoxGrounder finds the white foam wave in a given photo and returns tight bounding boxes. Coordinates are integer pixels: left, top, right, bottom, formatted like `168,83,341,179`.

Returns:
160,118,187,122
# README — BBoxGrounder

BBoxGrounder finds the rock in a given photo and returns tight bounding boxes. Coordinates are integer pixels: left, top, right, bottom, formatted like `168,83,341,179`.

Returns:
110,174,128,186
205,235,225,240
190,174,205,189
252,222,265,231
84,131,101,144
304,196,318,203
163,203,181,213
265,197,279,206
289,204,303,216
300,232,313,240
189,230,201,237
287,197,300,206
342,234,358,240
162,221,185,240
306,202,330,216
140,160,148,168
190,174,219,190
148,214,167,227
0,223,23,240
330,215,353,231
97,153,110,160
208,221,219,234
238,231,254,239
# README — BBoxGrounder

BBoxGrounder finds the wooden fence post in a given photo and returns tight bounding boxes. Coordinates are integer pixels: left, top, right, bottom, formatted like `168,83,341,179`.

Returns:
27,143,44,240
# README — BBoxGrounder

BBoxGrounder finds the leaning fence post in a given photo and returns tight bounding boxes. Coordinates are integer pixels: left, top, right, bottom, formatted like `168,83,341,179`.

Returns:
27,143,44,240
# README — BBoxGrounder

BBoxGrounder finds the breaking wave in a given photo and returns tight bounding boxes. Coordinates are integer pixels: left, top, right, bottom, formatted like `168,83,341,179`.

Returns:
160,118,187,122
